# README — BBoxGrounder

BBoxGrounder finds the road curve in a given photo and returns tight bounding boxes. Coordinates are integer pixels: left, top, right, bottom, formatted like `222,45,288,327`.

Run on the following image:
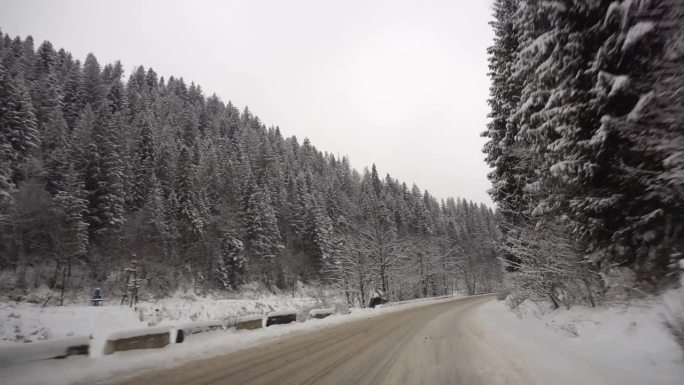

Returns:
110,295,536,385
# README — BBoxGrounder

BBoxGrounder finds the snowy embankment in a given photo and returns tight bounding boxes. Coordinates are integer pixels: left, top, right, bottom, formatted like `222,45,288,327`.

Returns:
0,292,320,350
0,292,326,368
0,295,459,385
478,289,684,385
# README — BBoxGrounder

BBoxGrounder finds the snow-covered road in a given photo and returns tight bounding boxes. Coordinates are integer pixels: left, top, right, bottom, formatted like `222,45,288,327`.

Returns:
109,295,535,385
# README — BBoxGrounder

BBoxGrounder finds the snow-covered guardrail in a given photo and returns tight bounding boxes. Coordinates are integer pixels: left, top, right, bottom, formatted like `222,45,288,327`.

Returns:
308,308,335,320
0,335,90,366
175,320,225,343
265,310,297,326
103,326,171,355
236,314,264,330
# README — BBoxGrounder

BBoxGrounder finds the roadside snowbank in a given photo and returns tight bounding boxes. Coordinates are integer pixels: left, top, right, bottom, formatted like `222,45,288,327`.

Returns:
0,292,331,363
0,294,319,344
478,293,684,385
0,303,143,346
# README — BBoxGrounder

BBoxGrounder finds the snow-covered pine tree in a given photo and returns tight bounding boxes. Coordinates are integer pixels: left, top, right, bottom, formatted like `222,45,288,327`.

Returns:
581,0,684,287
486,0,683,302
31,41,64,131
129,113,156,210
174,145,206,250
0,63,38,200
82,53,105,111
243,182,282,284
86,107,125,239
50,167,89,260
302,199,335,273
482,0,527,270
43,109,69,195
216,233,245,290
61,61,85,130
483,0,605,303
103,61,125,115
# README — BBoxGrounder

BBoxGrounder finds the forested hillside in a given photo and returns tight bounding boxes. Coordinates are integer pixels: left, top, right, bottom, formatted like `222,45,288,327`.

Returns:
0,30,501,304
484,0,683,307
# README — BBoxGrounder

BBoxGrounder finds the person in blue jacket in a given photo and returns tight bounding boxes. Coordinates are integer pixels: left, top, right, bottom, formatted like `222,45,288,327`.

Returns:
92,288,103,306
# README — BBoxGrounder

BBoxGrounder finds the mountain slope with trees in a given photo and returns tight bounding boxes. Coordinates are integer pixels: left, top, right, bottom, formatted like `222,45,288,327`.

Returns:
0,30,501,305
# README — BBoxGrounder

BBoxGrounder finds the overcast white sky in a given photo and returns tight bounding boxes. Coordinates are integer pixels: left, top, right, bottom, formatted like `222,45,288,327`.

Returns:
0,0,495,205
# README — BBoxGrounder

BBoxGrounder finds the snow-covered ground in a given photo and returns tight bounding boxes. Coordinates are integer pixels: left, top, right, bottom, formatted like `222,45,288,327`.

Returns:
3,286,682,385
0,295,460,385
0,282,350,378
0,291,328,358
478,289,684,385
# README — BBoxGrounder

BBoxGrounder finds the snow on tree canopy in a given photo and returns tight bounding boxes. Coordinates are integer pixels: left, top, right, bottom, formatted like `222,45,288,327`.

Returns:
622,21,655,51
627,91,655,122
609,75,630,97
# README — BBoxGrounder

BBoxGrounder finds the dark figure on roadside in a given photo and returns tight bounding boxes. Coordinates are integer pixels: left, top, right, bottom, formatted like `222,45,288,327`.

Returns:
92,288,103,306
369,289,388,308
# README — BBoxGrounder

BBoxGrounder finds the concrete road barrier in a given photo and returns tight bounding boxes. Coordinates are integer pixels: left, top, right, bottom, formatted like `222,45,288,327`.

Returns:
308,308,335,320
266,311,297,326
0,336,90,366
236,315,263,330
103,326,171,355
175,321,224,343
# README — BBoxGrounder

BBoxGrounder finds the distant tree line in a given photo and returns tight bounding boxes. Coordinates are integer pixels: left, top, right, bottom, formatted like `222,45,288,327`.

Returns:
484,0,683,307
0,29,501,304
